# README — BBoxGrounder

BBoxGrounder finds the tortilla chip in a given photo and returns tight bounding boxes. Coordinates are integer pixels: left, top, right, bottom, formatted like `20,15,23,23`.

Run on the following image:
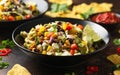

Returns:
93,2,113,13
48,0,73,6
7,64,31,75
107,54,120,64
61,13,84,19
114,70,120,75
72,2,113,14
72,3,91,14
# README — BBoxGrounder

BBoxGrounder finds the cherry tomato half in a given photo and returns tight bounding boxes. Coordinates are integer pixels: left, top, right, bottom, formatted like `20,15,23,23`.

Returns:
66,23,73,30
71,43,78,50
70,49,75,55
25,15,31,19
7,16,15,21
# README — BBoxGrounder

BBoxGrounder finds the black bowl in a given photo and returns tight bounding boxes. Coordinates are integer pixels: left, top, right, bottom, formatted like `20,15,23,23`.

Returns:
12,18,110,67
0,0,48,32
88,12,120,31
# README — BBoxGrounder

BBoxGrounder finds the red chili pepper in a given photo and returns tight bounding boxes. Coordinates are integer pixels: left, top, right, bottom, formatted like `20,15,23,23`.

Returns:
0,48,12,56
117,47,120,54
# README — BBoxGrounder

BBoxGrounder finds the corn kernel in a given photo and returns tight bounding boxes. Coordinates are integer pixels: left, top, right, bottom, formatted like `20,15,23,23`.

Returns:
38,26,45,35
81,40,87,46
47,45,52,51
0,6,4,11
65,40,70,46
44,32,49,37
42,50,47,54
31,5,36,11
44,37,48,40
16,16,22,20
62,22,67,30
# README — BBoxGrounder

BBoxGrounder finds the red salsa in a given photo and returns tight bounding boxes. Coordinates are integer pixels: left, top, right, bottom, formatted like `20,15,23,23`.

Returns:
91,12,120,24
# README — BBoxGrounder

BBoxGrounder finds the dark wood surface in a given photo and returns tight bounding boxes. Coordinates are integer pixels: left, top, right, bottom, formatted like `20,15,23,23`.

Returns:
0,0,120,75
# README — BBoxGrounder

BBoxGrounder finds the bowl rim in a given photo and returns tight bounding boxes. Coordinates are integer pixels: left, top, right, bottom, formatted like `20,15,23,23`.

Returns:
0,0,48,23
12,18,110,57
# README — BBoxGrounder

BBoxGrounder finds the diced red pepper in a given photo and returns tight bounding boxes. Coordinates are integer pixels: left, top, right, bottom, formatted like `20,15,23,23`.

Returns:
46,32,54,39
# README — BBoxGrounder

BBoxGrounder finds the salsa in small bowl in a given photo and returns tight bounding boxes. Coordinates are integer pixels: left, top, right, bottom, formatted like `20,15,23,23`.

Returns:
89,12,120,31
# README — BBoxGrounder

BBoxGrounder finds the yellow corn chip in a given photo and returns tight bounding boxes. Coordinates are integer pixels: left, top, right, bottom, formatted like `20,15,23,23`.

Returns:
114,70,120,75
107,54,120,64
72,2,113,14
48,0,73,6
7,64,31,75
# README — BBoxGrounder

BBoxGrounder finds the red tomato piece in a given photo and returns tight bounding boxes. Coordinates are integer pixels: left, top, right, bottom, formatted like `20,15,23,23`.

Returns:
70,49,75,55
71,43,78,50
25,15,31,19
77,24,83,30
66,23,73,30
7,16,15,21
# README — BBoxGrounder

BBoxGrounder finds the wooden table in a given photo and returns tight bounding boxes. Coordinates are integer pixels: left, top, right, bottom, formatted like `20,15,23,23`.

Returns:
0,0,120,75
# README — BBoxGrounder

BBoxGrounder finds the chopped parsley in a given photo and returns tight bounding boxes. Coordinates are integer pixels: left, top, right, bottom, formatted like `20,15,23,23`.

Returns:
0,57,9,69
80,8,94,19
51,3,69,13
113,38,120,45
0,39,15,49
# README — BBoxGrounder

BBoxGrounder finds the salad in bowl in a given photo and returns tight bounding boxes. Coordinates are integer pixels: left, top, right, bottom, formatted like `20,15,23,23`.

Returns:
20,21,105,56
12,18,109,66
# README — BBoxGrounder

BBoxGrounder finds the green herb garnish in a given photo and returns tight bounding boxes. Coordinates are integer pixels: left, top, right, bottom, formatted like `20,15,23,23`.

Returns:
0,57,2,61
51,3,69,13
0,39,15,49
0,57,9,69
115,64,120,70
113,38,120,45
112,64,120,70
80,7,94,19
